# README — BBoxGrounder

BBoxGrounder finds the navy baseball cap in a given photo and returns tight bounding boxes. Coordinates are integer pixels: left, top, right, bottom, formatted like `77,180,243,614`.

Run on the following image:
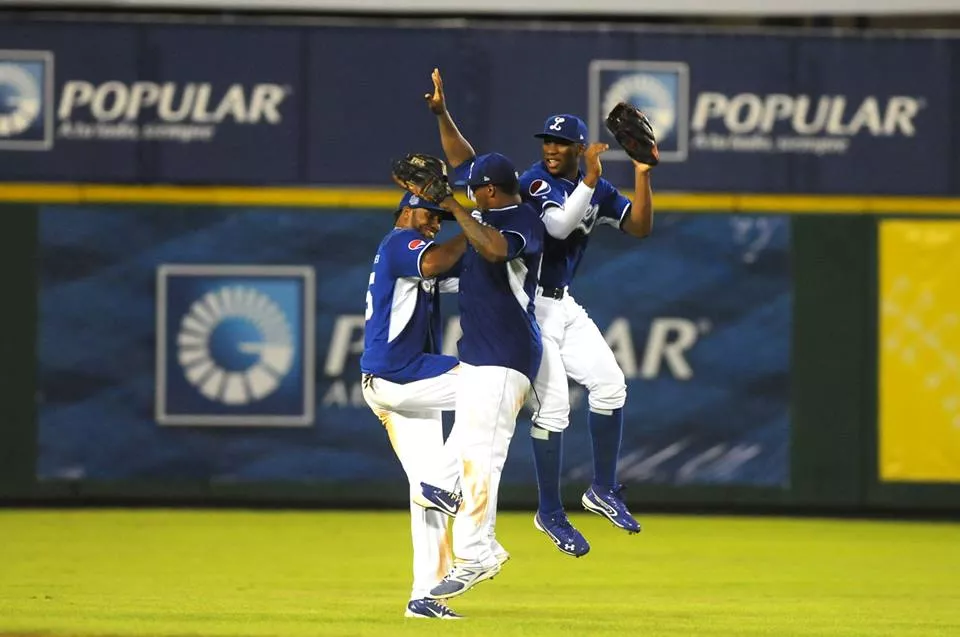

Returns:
534,114,588,144
396,191,453,220
464,152,519,188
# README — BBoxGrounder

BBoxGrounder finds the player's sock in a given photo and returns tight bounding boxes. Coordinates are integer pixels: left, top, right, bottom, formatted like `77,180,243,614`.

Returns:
530,425,563,516
588,407,623,490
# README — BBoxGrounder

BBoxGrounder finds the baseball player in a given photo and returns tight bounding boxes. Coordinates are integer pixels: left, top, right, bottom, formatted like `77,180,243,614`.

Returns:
394,148,544,600
519,113,654,555
359,191,468,619
422,69,655,558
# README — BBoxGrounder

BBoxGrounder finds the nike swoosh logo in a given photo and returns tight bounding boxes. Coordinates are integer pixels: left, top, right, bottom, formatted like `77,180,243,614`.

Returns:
588,493,620,518
599,500,619,517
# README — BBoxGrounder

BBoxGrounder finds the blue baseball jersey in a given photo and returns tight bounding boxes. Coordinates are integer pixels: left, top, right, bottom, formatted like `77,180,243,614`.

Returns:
519,161,632,289
455,201,544,379
360,228,458,384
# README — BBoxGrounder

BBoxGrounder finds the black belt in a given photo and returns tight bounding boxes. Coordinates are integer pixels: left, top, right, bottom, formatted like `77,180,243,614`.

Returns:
540,287,565,300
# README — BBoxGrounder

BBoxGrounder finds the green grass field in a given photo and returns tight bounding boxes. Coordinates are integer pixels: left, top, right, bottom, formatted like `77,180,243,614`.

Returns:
1,509,958,636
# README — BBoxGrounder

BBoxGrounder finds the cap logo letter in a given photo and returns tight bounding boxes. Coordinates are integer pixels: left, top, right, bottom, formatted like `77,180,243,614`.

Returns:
549,116,566,131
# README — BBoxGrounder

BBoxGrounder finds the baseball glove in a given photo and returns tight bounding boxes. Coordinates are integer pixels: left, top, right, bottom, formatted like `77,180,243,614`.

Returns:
605,102,660,167
391,153,453,204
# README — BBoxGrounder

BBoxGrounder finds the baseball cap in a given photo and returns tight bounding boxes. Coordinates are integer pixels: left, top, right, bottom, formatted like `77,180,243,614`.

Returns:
464,152,519,188
396,191,452,220
534,114,588,144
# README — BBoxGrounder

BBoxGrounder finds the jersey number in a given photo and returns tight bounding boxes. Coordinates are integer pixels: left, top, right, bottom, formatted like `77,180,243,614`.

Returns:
365,272,375,320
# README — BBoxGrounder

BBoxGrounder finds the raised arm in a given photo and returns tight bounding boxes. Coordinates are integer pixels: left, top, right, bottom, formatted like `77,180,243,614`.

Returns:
420,234,467,278
620,161,654,238
438,198,509,262
425,68,476,167
540,143,608,240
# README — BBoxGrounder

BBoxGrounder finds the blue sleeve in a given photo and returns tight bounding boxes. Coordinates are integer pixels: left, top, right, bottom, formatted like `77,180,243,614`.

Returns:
504,233,526,260
385,230,435,278
521,175,565,218
597,179,632,231
498,205,543,260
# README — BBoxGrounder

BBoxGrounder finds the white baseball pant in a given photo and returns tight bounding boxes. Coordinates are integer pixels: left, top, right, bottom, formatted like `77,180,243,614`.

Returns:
450,362,531,566
361,368,460,601
530,291,626,432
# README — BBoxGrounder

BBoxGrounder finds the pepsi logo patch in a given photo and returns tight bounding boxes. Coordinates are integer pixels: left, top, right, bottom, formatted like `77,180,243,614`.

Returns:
408,239,426,250
529,179,551,197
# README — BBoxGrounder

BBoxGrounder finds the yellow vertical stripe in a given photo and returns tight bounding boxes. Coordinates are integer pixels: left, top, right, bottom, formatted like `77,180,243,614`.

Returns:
879,220,960,482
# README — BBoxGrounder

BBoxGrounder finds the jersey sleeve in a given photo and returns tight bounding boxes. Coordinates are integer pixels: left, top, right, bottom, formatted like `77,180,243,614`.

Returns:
596,179,633,231
521,174,566,218
498,205,543,260
384,230,435,279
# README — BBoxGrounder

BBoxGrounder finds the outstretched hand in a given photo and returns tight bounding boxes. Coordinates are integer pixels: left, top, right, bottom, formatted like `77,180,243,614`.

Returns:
424,67,446,115
583,142,609,186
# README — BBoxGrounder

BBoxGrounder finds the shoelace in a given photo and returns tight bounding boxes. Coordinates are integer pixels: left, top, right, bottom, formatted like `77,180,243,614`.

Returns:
549,513,574,531
607,484,634,516
422,600,455,617
427,486,462,507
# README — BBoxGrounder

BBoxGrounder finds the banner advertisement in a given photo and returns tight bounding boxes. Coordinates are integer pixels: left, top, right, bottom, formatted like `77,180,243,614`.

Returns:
37,205,792,487
0,23,303,183
0,19,956,195
879,220,960,483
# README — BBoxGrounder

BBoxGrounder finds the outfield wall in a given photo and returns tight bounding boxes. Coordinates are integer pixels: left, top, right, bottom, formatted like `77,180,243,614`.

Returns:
0,13,958,513
1,194,957,514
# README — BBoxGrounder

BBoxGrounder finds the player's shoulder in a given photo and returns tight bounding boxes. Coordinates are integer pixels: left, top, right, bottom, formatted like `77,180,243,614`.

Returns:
382,228,431,255
596,177,620,198
516,201,545,226
519,161,553,186
520,162,560,199
519,160,550,182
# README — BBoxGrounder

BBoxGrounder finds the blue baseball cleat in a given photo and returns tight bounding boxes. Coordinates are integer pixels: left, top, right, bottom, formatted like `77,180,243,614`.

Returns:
412,481,463,518
404,597,462,619
534,510,590,557
581,483,642,534
429,560,501,599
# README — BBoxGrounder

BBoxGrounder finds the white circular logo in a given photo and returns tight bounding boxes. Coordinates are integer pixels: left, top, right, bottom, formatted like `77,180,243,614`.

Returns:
177,285,294,405
603,73,676,142
0,63,42,138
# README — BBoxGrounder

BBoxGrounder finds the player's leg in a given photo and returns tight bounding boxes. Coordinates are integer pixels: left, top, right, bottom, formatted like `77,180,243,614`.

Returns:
527,297,590,556
529,297,569,517
364,401,460,618
559,296,640,534
365,367,459,412
430,364,529,599
364,370,461,498
389,368,465,514
481,366,528,558
485,461,510,566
